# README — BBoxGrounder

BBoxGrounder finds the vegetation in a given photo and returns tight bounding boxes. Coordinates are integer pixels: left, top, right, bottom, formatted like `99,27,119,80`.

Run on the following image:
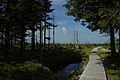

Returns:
67,44,104,80
0,0,97,79
0,42,84,80
1,0,120,79
0,39,104,80
64,1,120,79
98,46,120,80
0,0,77,79
0,0,54,57
64,0,120,57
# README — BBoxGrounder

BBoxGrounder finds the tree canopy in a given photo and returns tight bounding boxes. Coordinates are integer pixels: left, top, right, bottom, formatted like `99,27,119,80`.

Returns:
0,0,54,56
64,0,120,55
65,0,120,32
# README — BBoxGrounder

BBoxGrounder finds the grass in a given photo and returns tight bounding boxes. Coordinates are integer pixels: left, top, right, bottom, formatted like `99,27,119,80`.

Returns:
98,47,111,60
0,44,83,80
0,43,108,80
0,61,63,80
98,47,120,80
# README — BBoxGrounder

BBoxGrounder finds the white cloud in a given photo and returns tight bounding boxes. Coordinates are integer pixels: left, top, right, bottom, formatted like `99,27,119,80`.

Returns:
62,27,67,35
56,27,61,31
57,21,68,25
56,27,68,35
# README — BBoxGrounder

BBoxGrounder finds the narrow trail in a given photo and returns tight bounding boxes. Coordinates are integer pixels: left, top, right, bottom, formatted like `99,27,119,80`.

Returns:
79,47,107,80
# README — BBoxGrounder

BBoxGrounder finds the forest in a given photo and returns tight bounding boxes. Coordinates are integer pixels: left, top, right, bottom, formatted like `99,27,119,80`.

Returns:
0,0,83,80
1,0,120,80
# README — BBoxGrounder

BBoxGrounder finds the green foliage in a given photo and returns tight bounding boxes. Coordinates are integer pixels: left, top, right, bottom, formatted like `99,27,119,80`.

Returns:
17,61,45,71
0,61,60,80
98,8,120,33
65,0,119,58
65,0,120,33
0,43,106,80
0,43,84,80
42,44,82,72
107,69,120,75
100,50,120,79
113,78,120,80
0,0,54,53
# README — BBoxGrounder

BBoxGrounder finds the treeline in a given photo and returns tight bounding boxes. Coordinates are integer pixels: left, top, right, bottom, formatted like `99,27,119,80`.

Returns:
0,1,62,80
0,0,55,61
0,1,83,79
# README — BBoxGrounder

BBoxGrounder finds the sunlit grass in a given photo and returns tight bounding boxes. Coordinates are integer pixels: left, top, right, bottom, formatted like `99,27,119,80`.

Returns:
98,46,120,80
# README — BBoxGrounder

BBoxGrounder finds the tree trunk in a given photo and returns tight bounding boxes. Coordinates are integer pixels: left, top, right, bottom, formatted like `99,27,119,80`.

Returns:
20,35,24,54
14,34,17,46
110,27,116,57
31,28,35,52
40,20,43,51
44,23,46,49
48,26,51,45
10,31,13,49
5,27,10,50
1,32,4,49
4,26,10,61
119,29,120,53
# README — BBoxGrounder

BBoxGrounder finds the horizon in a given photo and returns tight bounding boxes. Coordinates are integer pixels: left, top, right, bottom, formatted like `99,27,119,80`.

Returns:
47,0,110,44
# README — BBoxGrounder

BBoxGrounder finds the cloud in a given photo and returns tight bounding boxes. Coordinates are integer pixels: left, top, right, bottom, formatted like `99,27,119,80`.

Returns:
57,21,68,25
56,27,68,35
56,27,61,31
62,27,67,35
